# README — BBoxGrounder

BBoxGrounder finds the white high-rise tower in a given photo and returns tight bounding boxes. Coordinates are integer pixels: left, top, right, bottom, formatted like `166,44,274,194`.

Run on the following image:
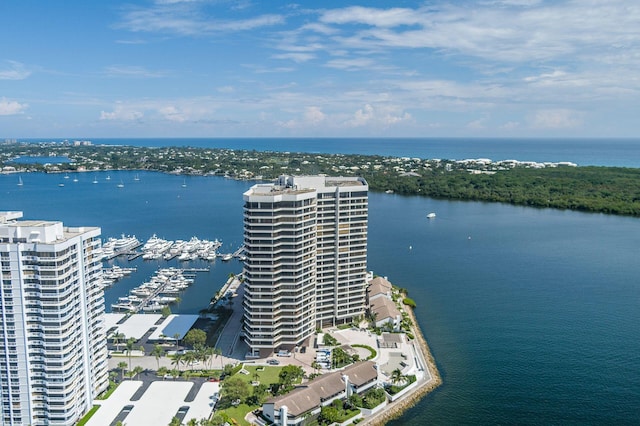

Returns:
0,212,108,426
242,176,368,356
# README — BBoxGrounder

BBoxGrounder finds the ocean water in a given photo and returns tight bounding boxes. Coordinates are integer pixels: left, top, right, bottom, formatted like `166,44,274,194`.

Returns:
21,137,640,167
3,139,640,424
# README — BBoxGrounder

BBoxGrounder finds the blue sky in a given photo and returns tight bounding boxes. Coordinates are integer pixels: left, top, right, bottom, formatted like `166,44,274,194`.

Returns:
1,0,638,138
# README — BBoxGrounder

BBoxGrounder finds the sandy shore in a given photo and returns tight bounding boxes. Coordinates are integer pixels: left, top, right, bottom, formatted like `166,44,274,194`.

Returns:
361,305,442,426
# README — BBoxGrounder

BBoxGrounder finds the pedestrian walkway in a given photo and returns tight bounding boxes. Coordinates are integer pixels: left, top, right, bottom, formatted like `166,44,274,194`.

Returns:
215,278,245,358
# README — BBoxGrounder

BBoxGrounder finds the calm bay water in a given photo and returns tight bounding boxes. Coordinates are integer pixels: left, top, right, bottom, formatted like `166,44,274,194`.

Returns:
3,138,640,424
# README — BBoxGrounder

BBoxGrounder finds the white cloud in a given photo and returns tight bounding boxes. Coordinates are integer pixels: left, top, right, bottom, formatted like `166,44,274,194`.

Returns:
501,121,520,129
320,6,423,28
530,109,583,129
104,65,167,78
325,58,375,71
100,105,144,121
272,53,316,63
313,1,640,65
280,106,326,129
0,98,28,115
118,3,283,36
345,104,411,128
0,61,31,80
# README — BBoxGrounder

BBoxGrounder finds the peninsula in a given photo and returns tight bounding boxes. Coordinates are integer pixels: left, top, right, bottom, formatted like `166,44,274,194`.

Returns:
3,140,640,216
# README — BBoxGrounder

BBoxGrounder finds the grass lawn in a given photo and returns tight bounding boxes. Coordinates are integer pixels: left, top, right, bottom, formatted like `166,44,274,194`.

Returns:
234,365,284,386
76,406,100,426
218,403,258,426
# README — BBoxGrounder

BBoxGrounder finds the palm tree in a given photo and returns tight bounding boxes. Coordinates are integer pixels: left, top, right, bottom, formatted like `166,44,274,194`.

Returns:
125,338,135,372
173,333,181,352
151,344,165,370
118,361,128,381
390,368,404,386
132,366,144,380
214,347,223,370
171,353,184,372
112,332,125,353
183,351,197,370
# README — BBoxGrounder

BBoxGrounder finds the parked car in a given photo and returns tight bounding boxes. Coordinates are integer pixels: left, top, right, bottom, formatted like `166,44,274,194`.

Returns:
277,350,292,357
267,358,280,365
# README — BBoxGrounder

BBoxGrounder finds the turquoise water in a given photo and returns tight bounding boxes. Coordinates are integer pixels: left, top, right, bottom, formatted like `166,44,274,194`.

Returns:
3,139,640,424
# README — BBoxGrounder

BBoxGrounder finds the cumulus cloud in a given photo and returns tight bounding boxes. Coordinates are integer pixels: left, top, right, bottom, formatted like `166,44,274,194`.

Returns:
0,61,31,80
0,98,28,115
530,109,583,129
280,106,326,129
345,104,411,128
100,105,144,121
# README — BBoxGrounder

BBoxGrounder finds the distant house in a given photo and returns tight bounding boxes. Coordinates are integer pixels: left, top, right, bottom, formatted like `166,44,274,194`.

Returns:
262,361,379,426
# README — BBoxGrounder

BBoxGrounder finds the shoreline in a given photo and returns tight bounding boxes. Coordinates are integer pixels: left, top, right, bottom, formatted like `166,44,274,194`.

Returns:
361,304,442,426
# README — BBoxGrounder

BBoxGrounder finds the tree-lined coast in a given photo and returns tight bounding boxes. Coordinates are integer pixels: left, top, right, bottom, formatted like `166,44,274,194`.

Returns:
3,141,640,217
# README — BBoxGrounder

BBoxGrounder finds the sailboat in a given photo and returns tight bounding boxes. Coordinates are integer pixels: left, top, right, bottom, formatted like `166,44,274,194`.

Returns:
64,173,70,179
181,179,187,188
134,174,140,181
73,176,79,182
92,175,98,184
106,175,111,181
117,180,124,188
17,176,23,186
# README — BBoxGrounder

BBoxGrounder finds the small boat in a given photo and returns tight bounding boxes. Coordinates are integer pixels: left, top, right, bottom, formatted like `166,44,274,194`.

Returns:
427,212,436,219
58,183,65,187
17,177,23,186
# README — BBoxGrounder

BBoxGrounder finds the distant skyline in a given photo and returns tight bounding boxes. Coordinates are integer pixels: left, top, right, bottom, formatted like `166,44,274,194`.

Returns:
1,0,639,138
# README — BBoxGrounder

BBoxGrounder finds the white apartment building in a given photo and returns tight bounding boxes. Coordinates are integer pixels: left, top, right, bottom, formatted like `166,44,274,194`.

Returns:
243,176,368,356
0,212,108,426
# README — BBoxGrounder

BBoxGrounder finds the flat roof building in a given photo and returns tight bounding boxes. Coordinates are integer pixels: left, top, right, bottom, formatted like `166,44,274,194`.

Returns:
0,212,108,425
243,176,368,356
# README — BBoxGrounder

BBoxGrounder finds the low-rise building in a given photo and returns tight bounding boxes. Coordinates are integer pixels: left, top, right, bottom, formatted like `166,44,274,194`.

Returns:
263,361,378,426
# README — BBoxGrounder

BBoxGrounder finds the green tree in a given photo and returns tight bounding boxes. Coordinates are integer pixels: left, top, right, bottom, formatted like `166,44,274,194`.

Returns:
152,344,165,370
132,365,143,380
183,329,207,348
112,332,125,352
118,361,128,381
278,365,304,387
171,353,184,372
173,333,181,351
391,368,404,385
219,376,251,408
125,338,136,372
161,305,172,318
